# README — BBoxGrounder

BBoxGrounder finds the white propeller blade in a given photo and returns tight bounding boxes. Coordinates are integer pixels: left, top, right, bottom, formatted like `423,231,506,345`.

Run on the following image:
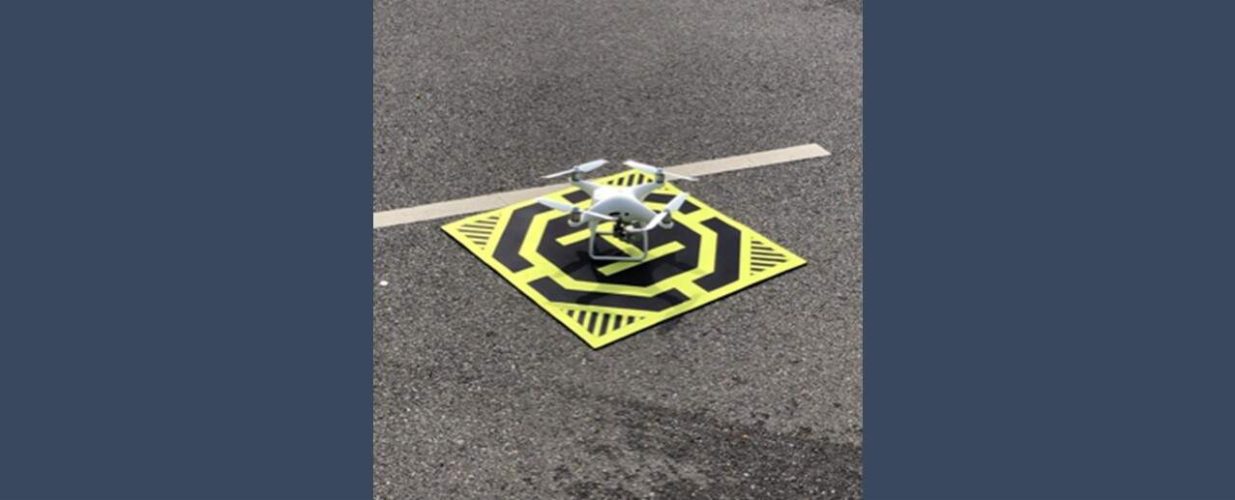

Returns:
632,212,668,233
629,192,689,233
647,211,669,228
622,160,659,174
536,198,576,213
542,159,608,179
575,159,608,173
665,192,688,212
621,160,697,181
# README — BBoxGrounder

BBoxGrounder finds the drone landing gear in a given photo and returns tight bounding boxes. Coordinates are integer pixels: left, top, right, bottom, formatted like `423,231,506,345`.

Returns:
588,223,649,262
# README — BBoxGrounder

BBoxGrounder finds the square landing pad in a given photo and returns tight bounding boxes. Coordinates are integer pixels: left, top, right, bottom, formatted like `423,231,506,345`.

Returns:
441,171,805,349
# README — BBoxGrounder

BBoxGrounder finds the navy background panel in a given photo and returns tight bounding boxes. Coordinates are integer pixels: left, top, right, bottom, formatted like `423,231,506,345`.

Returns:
866,1,1235,498
4,0,1235,498
0,1,372,498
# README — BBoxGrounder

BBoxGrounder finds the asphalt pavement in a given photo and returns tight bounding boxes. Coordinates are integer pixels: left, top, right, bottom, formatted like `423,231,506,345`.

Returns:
374,0,862,497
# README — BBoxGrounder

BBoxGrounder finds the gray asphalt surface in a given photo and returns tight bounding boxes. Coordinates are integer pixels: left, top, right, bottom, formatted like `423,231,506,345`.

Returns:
374,0,862,498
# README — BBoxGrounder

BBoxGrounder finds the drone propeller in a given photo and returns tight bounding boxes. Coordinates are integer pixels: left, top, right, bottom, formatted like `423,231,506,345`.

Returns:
535,198,616,221
536,198,576,213
642,211,670,231
622,160,698,181
631,192,689,233
664,191,688,212
541,159,609,179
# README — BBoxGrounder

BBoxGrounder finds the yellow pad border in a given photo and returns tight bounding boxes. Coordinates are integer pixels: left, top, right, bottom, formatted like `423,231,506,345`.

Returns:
441,171,806,349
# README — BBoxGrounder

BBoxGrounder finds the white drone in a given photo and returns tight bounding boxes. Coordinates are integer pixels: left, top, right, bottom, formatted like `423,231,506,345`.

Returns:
537,159,696,262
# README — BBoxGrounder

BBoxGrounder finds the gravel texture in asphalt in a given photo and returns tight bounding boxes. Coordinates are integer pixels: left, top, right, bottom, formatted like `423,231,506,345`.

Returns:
374,0,862,497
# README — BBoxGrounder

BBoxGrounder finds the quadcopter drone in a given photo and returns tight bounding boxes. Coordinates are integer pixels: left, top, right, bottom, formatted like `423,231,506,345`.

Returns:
537,159,695,262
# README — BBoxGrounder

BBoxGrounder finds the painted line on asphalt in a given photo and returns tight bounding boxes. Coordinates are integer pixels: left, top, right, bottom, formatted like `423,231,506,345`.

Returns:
373,143,830,229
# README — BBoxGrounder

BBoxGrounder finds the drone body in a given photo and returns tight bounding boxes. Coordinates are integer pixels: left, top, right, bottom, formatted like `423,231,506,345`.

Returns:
537,159,694,262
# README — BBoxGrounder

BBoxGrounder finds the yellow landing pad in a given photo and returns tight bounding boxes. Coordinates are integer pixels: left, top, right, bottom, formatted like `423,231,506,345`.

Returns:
441,171,805,349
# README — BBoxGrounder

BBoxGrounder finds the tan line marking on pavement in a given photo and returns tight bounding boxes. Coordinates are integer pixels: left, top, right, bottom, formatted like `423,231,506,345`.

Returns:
373,143,830,228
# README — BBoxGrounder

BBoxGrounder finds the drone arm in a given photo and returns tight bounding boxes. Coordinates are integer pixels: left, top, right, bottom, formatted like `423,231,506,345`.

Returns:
571,179,603,197
630,180,662,201
629,211,668,233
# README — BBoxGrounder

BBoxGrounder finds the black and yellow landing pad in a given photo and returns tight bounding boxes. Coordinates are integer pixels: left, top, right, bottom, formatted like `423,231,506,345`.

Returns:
441,171,805,349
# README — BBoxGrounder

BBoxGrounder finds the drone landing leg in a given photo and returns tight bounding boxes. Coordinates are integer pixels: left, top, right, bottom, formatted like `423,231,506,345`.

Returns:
588,226,648,262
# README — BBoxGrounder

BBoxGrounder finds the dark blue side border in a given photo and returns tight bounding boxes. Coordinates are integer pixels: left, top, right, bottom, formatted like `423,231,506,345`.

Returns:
0,2,372,498
867,1,1235,498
